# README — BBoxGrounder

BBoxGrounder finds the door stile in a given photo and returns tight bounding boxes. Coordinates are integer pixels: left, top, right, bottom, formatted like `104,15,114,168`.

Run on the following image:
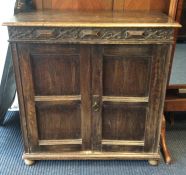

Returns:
80,45,92,150
17,44,39,151
144,45,170,152
91,45,103,151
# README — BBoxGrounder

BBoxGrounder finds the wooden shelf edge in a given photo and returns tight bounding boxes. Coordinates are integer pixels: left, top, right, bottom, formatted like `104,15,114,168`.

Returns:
167,84,186,89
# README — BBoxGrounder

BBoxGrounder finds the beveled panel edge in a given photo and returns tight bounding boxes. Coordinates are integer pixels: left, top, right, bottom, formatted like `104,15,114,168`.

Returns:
8,27,174,43
102,140,144,146
35,95,81,101
39,139,82,146
102,96,149,103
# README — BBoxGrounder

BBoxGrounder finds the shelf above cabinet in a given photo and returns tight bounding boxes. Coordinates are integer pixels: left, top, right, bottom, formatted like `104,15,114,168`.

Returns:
3,10,181,28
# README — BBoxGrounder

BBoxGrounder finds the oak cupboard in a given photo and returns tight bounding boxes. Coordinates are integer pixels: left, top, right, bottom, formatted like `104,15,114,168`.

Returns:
4,10,180,166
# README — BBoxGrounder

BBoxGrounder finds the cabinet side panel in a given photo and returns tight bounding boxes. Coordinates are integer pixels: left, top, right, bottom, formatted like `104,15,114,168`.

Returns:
153,45,173,152
11,43,30,152
17,44,39,149
144,45,171,152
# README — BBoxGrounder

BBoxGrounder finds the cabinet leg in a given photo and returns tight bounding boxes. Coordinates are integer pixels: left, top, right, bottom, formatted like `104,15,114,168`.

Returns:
148,159,159,166
24,159,35,166
161,114,171,164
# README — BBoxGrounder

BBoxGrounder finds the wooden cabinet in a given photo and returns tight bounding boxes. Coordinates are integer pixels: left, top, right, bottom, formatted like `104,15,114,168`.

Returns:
17,43,168,152
4,11,180,165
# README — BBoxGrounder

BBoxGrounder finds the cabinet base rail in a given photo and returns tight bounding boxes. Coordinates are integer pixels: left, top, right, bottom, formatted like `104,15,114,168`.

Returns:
23,152,160,160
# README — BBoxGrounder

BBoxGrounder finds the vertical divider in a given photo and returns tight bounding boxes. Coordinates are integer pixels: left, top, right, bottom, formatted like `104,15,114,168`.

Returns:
91,45,103,151
80,45,92,151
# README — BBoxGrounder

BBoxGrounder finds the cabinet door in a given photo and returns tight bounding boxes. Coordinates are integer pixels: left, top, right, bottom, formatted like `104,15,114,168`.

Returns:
17,44,91,153
92,45,170,153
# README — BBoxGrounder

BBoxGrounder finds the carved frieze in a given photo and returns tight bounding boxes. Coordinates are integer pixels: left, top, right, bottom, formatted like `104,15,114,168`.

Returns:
8,27,174,43
14,0,35,14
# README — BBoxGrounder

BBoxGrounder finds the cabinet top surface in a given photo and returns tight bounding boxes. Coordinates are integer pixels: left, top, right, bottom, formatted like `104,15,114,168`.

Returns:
3,10,181,28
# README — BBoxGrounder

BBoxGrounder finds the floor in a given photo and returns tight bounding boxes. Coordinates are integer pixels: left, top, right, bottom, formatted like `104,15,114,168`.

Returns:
170,43,186,84
0,112,186,175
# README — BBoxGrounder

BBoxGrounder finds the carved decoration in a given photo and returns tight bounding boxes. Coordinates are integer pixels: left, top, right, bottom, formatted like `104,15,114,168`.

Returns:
8,27,174,43
14,0,35,14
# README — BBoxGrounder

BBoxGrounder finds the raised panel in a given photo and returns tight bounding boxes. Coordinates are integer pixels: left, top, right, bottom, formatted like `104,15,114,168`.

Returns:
30,52,80,96
102,103,147,141
36,102,81,140
103,45,152,96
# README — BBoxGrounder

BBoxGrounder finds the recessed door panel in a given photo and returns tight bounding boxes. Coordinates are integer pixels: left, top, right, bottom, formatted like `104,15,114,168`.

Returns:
92,45,154,152
103,45,152,96
36,102,81,140
102,103,147,140
31,54,80,96
17,44,91,152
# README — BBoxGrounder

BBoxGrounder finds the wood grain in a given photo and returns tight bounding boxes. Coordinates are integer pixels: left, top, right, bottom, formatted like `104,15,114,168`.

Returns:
31,51,80,96
91,46,103,151
102,96,149,103
144,45,171,152
124,0,150,11
150,0,170,13
51,0,113,10
3,10,181,28
80,46,92,150
11,44,30,152
39,139,82,145
23,152,160,160
35,96,81,101
33,0,43,9
32,0,171,13
102,140,144,146
43,0,52,9
113,0,124,11
17,44,39,149
169,0,179,18
8,7,177,163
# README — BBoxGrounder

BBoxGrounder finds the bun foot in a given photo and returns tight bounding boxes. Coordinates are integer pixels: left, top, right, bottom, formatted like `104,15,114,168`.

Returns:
148,160,159,166
24,159,35,166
